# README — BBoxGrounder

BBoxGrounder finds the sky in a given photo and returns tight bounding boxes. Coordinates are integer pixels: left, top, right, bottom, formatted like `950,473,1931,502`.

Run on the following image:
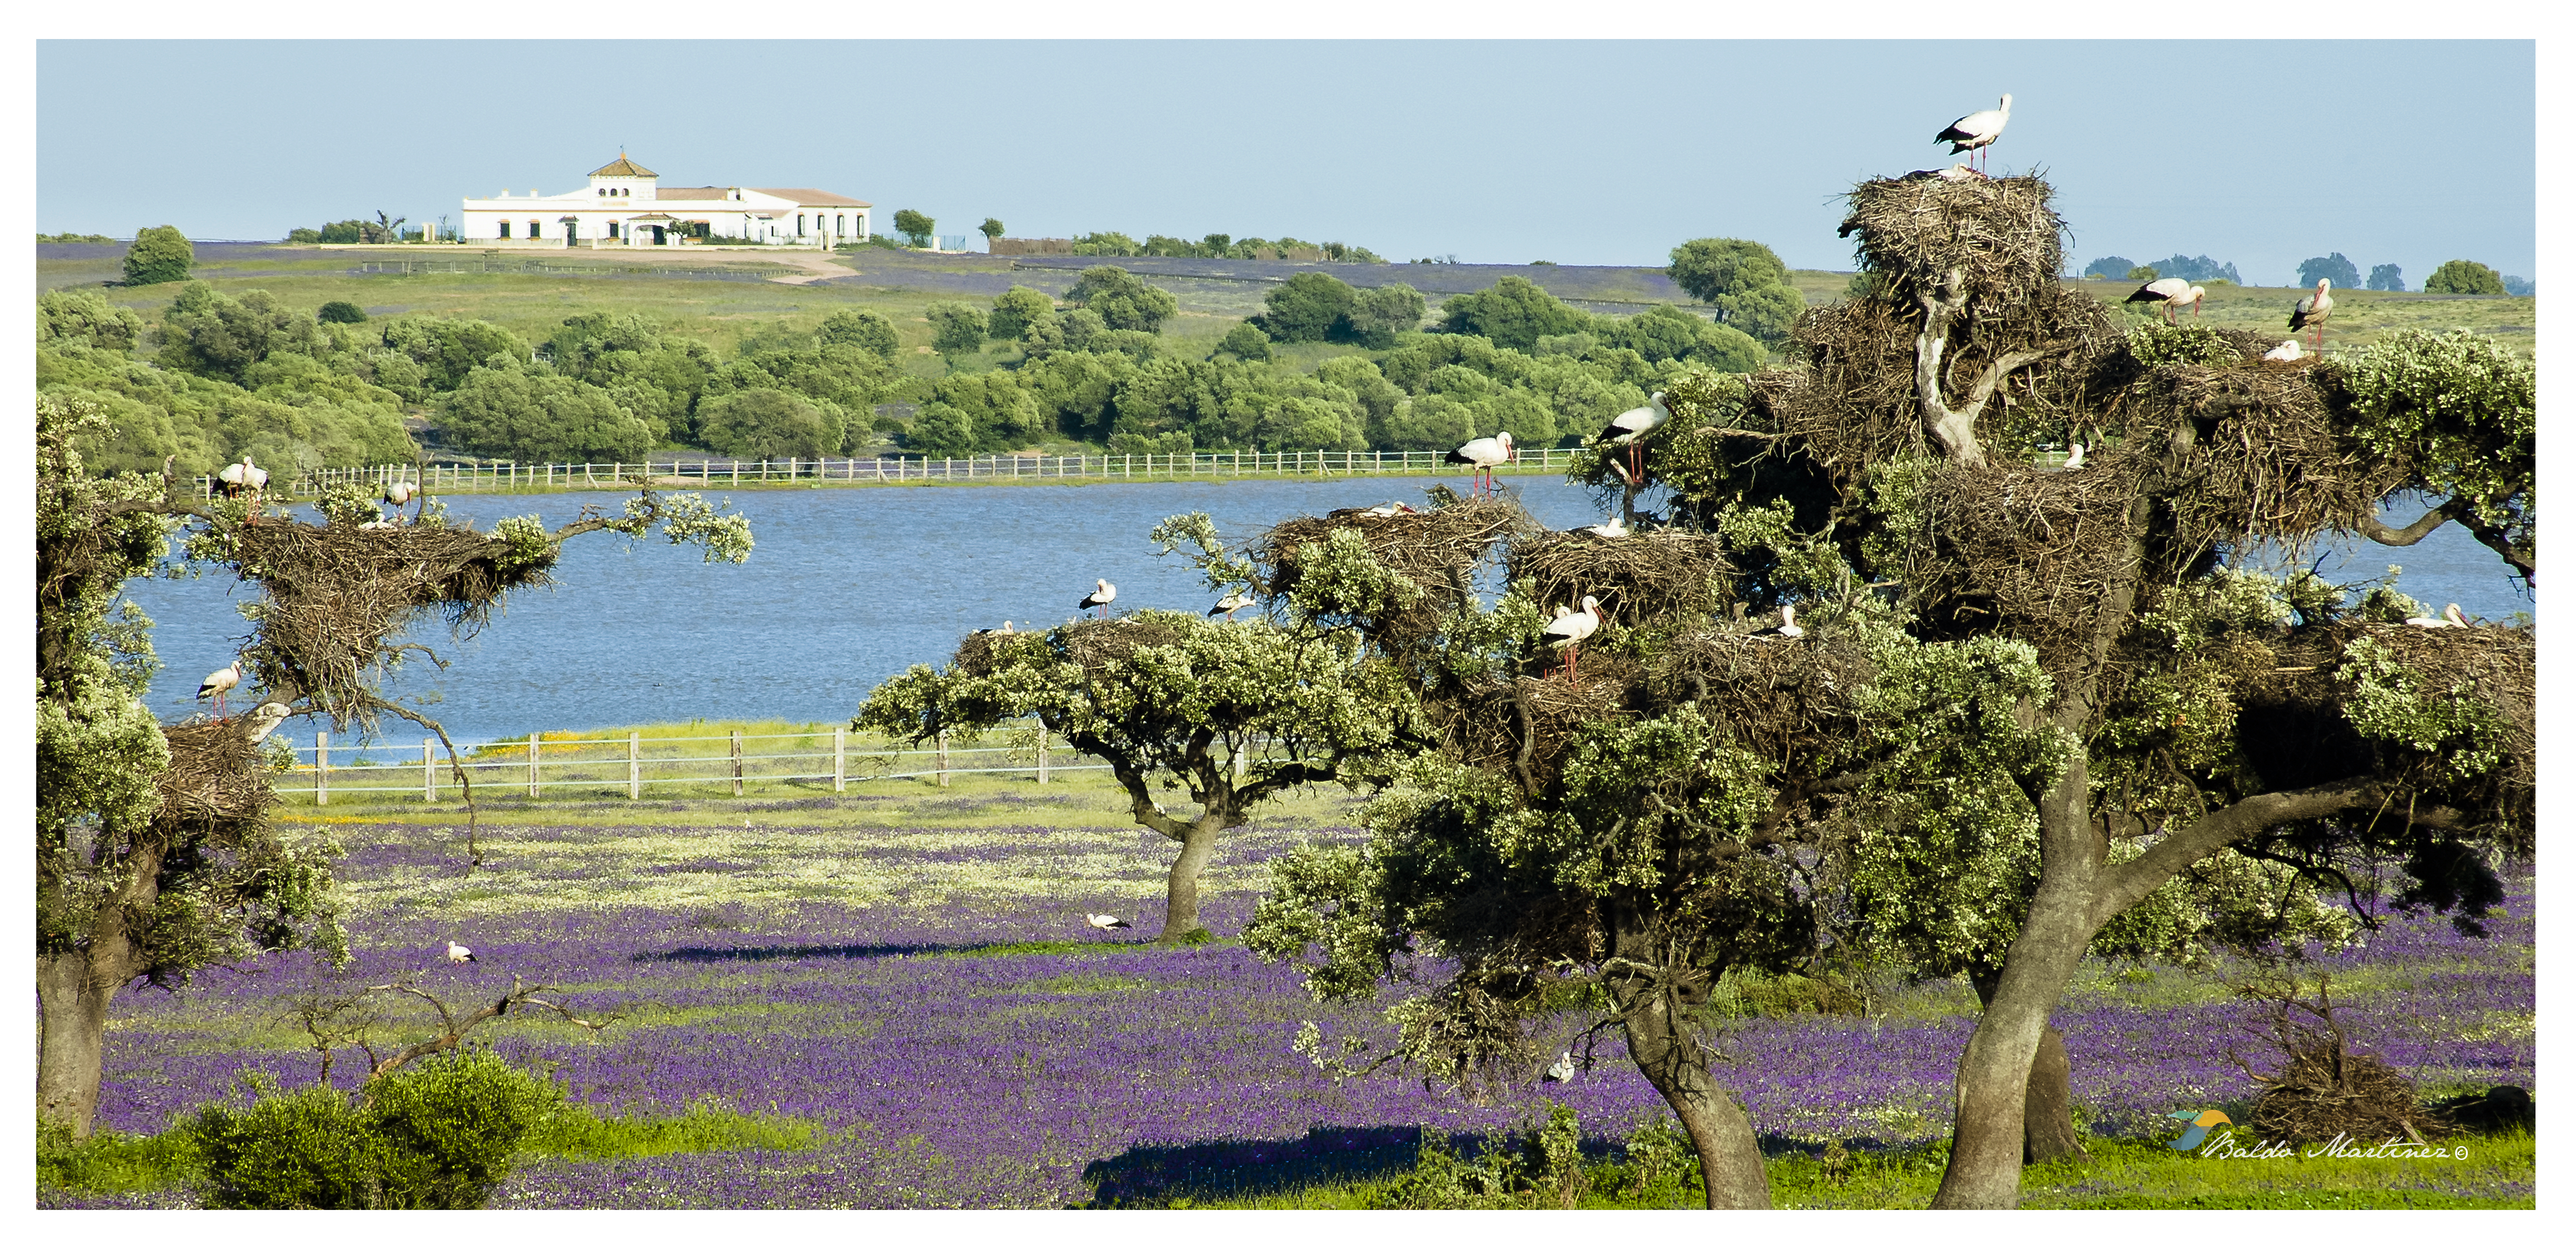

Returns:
33,38,2536,287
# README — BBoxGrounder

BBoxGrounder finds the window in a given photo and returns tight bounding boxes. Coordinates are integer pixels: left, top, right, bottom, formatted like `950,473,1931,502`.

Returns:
798,215,806,234
530,221,541,238
835,214,844,233
608,221,619,239
499,221,511,238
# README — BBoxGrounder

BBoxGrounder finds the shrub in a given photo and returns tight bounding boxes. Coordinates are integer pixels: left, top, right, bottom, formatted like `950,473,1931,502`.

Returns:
987,286,1055,341
695,387,846,459
37,289,146,351
186,1052,560,1209
2126,265,2160,282
1438,276,1590,351
317,300,369,324
818,308,901,359
2421,259,2507,296
926,301,989,355
439,361,655,461
1216,321,1272,361
1257,272,1358,343
121,225,193,286
1066,266,1179,332
286,227,322,244
1342,284,1426,349
1667,238,1790,303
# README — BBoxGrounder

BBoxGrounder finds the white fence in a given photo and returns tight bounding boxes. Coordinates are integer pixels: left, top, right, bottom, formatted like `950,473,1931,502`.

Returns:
200,448,1584,498
277,726,1115,805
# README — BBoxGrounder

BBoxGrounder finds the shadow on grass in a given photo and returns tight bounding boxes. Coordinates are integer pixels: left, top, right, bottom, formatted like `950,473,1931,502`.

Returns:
633,938,1139,963
1080,1124,1427,1208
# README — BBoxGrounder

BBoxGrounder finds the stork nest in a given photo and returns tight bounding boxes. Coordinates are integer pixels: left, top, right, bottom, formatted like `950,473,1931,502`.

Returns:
2246,1041,2453,1145
2240,622,2535,845
2107,361,2410,553
1901,455,2146,678
1056,615,1189,672
154,720,271,839
1426,657,1642,792
1644,628,1876,767
1261,495,1532,643
1840,175,2071,322
1506,529,1735,628
232,519,547,726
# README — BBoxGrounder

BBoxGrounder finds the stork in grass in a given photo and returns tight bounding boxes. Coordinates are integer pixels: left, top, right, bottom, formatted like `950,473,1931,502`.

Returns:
1936,93,2011,176
1209,592,1255,621
1086,912,1134,934
2125,277,2207,324
1544,596,1602,685
1077,579,1117,619
446,941,477,964
1446,431,1516,497
2288,278,2334,351
1595,391,1671,479
196,659,243,716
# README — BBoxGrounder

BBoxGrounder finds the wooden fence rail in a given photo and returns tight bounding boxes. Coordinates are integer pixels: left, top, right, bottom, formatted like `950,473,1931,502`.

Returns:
273,726,1130,805
198,449,1581,499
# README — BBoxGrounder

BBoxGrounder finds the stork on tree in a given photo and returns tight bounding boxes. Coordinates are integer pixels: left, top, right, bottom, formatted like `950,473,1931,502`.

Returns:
37,402,753,1139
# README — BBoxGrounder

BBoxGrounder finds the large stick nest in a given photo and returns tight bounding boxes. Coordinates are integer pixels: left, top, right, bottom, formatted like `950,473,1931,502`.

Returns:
1506,529,1735,627
1426,657,1643,792
1841,174,2069,313
1903,456,2146,678
2108,361,2411,552
2240,623,2535,841
1260,496,1533,643
2247,1040,2453,1145
154,721,271,839
1644,628,1877,765
233,520,547,722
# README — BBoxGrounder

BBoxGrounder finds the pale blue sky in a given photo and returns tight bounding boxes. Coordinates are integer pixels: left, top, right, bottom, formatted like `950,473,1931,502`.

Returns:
37,39,2535,285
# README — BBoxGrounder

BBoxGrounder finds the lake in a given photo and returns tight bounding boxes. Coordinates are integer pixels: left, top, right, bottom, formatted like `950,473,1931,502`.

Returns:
123,478,2532,744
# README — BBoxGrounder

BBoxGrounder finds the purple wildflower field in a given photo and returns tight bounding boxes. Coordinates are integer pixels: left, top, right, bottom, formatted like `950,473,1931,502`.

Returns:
70,801,2535,1209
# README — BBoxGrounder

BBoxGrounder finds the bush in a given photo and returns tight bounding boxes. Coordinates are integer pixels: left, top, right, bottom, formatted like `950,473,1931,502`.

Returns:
157,283,323,383
2126,265,2161,282
186,1052,560,1209
926,301,989,355
1342,284,1426,349
1667,237,1790,303
818,308,901,359
286,227,322,244
37,289,146,351
1257,272,1358,343
1438,276,1590,351
2422,259,2507,296
121,225,193,286
695,387,846,459
439,361,655,461
317,300,369,324
1066,266,1179,332
1216,321,1272,361
987,286,1055,341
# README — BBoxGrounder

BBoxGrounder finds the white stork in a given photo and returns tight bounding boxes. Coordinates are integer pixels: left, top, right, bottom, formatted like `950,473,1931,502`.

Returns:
384,480,416,508
1077,579,1117,618
1085,912,1133,933
2262,339,2304,362
2403,603,2469,629
1447,431,1516,497
1936,93,2012,175
216,454,269,516
1542,1051,1578,1084
1544,596,1602,685
1210,592,1256,621
241,701,291,743
969,620,1015,637
2062,442,2086,471
446,940,477,963
2125,278,2206,324
1361,501,1417,518
1596,392,1672,479
2289,279,2334,351
196,660,243,716
1751,603,1805,640
1583,517,1631,539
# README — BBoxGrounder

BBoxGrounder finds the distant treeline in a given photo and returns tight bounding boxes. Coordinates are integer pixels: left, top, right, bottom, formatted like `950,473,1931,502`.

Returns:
1050,232,1385,263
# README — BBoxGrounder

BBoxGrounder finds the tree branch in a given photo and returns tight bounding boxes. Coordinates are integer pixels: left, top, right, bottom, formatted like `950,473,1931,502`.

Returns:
2089,778,2401,925
2355,496,2468,548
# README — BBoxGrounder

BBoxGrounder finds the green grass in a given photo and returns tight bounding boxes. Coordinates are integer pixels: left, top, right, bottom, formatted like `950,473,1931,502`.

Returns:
2068,276,2534,357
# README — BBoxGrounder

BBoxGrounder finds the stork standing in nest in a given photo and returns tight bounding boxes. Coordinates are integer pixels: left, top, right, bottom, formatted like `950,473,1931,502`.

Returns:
196,660,243,716
1935,93,2011,176
1594,392,1670,481
1544,596,1601,685
2289,278,2334,351
1447,431,1515,497
216,455,269,519
1077,579,1117,619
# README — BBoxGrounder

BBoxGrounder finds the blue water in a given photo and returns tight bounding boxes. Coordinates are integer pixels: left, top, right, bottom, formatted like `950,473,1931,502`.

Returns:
123,479,2529,744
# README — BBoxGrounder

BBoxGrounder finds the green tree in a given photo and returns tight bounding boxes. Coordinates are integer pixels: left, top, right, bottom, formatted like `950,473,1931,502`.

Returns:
695,387,846,460
1216,321,1273,362
381,316,533,392
2296,252,2362,290
1666,237,1788,304
2125,265,2159,282
1257,272,1358,343
437,361,655,462
1341,284,1426,350
1437,276,1590,351
1067,266,1179,333
902,403,976,457
893,209,935,247
987,286,1055,341
156,284,324,384
317,301,369,325
37,290,145,351
121,225,193,286
1708,284,1805,346
2365,263,2405,292
979,217,1005,242
818,308,902,360
859,520,1410,939
926,302,990,356
2422,259,2508,295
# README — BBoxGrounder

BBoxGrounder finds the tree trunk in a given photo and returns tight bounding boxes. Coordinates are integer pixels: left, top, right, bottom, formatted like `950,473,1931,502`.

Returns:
1612,978,1771,1209
1967,970,2088,1166
1158,816,1223,941
1932,754,2104,1208
37,949,121,1138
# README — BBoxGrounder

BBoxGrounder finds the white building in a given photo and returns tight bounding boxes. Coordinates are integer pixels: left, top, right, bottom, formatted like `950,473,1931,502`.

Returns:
459,153,871,247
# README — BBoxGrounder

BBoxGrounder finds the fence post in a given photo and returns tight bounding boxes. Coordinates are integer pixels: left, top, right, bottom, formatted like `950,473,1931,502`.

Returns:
833,726,846,793
528,734,541,798
315,731,329,806
629,731,642,800
731,730,744,796
937,728,951,787
423,737,436,802
1036,728,1049,785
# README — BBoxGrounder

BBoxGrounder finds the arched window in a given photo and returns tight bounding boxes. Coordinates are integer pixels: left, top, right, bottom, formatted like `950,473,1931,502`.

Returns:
798,214,806,234
499,221,511,238
835,214,844,233
608,221,619,239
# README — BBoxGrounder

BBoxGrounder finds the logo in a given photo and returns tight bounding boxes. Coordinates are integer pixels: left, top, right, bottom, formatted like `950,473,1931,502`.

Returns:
2166,1109,2233,1151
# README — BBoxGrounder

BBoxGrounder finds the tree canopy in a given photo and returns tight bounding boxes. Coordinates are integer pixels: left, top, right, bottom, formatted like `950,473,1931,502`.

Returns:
122,226,193,286
1067,266,1180,333
2296,252,2363,289
2422,259,2508,296
893,209,935,246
